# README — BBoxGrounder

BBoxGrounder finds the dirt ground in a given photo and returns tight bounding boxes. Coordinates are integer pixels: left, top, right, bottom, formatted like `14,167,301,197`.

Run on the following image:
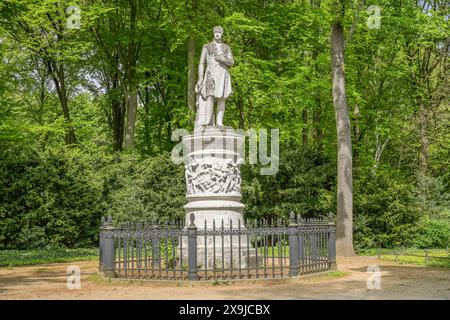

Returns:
0,256,449,300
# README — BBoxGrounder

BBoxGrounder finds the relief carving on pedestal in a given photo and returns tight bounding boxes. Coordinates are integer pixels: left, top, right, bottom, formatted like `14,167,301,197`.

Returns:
185,157,243,195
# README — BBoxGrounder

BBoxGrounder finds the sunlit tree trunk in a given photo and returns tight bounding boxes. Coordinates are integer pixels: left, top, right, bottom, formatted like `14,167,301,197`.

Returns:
187,34,196,112
123,62,138,150
331,20,355,257
122,0,138,150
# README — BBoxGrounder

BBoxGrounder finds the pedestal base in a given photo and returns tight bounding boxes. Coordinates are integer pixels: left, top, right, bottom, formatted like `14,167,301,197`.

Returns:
181,127,256,269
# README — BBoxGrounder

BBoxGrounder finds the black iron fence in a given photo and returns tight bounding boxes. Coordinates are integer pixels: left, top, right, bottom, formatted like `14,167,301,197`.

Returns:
99,212,337,280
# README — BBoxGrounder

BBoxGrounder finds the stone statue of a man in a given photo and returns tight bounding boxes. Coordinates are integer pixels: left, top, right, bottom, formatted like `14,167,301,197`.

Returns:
195,26,234,129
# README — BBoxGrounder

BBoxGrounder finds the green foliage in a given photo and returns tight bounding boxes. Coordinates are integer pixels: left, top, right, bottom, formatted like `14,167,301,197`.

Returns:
414,175,450,220
357,248,449,268
352,171,450,249
414,220,450,249
0,144,186,249
0,146,106,249
353,166,422,249
0,248,98,267
381,253,450,269
0,0,449,251
242,143,335,220
101,153,185,223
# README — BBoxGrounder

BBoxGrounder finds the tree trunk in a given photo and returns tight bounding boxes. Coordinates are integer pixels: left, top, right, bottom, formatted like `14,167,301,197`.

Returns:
111,99,124,151
119,0,138,150
187,34,196,112
313,95,322,147
142,86,152,154
418,102,428,174
111,71,125,151
331,21,355,257
352,104,360,164
123,64,137,150
51,61,76,145
122,0,138,150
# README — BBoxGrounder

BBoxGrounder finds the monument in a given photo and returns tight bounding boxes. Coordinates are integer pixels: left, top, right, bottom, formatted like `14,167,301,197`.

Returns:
194,25,234,129
181,26,255,268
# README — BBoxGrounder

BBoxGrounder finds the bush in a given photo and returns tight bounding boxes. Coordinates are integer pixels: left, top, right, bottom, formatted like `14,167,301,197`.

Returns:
353,166,422,249
0,144,186,249
241,144,335,220
1,140,447,251
100,152,185,223
0,146,106,249
414,219,450,248
414,174,450,220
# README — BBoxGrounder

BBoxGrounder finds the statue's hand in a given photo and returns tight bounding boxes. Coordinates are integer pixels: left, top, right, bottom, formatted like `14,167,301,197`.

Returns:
215,55,232,67
215,55,225,63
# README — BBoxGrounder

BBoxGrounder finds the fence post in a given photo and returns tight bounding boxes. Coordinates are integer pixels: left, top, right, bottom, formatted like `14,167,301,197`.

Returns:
327,214,337,271
151,222,161,267
298,216,304,274
288,212,299,277
99,216,106,271
188,213,198,281
100,215,116,278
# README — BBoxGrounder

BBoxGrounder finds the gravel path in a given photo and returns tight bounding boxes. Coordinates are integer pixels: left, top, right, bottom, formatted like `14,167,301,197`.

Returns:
1,256,449,299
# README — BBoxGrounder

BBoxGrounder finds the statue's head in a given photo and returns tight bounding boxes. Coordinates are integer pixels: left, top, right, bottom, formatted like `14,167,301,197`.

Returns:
213,26,224,40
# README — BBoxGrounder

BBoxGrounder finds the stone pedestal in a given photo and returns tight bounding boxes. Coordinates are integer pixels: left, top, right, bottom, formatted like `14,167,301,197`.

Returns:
180,127,256,268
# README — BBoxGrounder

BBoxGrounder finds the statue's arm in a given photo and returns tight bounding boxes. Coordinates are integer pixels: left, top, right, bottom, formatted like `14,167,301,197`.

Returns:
217,45,234,67
225,46,234,67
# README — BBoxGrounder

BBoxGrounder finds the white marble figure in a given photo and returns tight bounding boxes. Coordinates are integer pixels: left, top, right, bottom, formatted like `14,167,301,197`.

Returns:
195,26,234,129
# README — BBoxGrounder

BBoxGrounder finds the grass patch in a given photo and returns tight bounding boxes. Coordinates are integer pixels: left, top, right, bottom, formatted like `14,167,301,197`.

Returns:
381,253,450,268
256,245,329,258
213,279,232,286
301,270,349,283
257,245,289,257
324,270,348,278
0,248,99,267
88,273,109,284
357,248,450,268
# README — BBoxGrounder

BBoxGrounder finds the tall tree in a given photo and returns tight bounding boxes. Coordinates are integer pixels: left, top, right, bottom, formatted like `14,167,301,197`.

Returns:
121,0,139,150
407,1,449,175
89,0,149,150
330,0,355,256
186,0,198,112
0,0,82,144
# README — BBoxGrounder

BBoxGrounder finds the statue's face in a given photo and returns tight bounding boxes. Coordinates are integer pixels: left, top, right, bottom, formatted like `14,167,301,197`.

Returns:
214,29,223,41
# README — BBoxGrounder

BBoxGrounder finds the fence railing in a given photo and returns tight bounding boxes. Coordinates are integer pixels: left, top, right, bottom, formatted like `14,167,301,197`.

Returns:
99,212,337,281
